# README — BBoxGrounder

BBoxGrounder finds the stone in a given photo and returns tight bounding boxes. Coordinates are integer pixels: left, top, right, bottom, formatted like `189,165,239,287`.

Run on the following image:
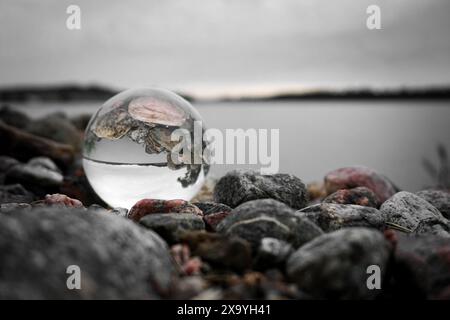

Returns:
254,238,293,270
390,234,450,299
0,105,31,129
26,113,82,150
323,187,379,208
203,211,231,231
286,228,391,299
4,158,63,195
110,207,128,218
380,191,450,236
0,202,31,213
27,156,61,173
180,231,252,272
0,121,75,168
170,244,204,276
139,213,205,244
0,184,34,204
324,166,398,203
416,189,450,220
43,193,83,208
171,276,208,299
128,199,203,222
298,203,386,232
217,199,322,248
192,201,232,215
0,206,176,299
0,156,19,173
213,170,308,209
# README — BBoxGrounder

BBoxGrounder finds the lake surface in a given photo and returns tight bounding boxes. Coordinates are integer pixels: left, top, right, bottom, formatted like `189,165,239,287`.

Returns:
11,100,450,191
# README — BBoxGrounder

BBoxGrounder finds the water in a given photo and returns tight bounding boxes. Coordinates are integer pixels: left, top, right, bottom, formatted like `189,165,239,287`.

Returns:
11,99,450,191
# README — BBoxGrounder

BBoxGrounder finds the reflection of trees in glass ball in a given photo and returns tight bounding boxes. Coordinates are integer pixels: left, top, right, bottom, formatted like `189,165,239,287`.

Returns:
83,88,209,208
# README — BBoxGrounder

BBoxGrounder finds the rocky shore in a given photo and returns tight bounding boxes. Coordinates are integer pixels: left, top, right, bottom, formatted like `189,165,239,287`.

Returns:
0,105,450,300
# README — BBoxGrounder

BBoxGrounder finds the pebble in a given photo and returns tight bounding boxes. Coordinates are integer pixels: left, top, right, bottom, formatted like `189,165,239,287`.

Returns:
391,234,450,299
0,105,31,129
4,157,63,193
416,189,450,220
217,199,323,248
286,228,391,299
213,170,308,209
26,113,82,150
193,201,232,215
0,120,75,168
0,156,19,173
298,203,386,232
139,213,205,244
128,199,203,222
254,238,293,270
203,211,231,231
44,193,84,208
0,202,32,213
380,191,450,236
0,184,34,204
180,231,252,272
323,186,379,208
0,206,176,299
324,166,398,203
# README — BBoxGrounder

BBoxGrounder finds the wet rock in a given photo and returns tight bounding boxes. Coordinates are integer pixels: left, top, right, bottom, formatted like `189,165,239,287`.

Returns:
298,203,385,232
416,189,450,220
44,193,83,208
380,191,450,236
26,114,82,150
193,201,232,215
139,213,205,243
0,202,31,213
307,182,327,203
4,158,63,195
203,211,231,231
323,187,379,208
217,199,322,248
214,170,308,209
0,184,34,204
287,228,391,299
0,105,30,129
128,199,203,222
0,206,176,299
390,235,450,299
324,166,398,203
180,231,252,272
28,156,61,173
254,238,293,270
0,121,75,168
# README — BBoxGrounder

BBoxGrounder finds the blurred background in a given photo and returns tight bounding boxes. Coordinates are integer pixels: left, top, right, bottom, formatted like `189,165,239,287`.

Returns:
1,0,449,190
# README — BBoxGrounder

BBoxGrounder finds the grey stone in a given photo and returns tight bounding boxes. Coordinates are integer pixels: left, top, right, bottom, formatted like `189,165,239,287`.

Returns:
213,170,308,209
0,202,32,213
5,157,63,189
416,189,450,220
192,201,232,215
287,228,391,299
255,238,293,269
217,199,322,248
139,213,205,244
380,191,450,236
0,184,34,204
298,203,386,232
0,207,176,299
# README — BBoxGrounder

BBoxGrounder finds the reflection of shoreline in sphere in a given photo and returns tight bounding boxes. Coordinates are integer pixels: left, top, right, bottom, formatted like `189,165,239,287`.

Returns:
82,88,209,208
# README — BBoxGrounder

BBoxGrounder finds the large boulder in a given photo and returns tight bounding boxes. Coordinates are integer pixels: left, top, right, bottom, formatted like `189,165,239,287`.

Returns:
0,207,176,299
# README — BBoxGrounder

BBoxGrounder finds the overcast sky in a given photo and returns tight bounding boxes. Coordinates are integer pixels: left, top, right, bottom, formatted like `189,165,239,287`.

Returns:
1,0,449,98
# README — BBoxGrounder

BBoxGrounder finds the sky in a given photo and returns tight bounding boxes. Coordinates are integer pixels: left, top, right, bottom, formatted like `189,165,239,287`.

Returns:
1,0,450,99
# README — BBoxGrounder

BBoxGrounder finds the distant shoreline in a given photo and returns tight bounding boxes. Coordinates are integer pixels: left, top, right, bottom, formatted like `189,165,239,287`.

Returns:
1,85,450,103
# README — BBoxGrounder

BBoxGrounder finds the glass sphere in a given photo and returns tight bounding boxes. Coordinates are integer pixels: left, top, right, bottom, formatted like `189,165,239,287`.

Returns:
82,88,209,209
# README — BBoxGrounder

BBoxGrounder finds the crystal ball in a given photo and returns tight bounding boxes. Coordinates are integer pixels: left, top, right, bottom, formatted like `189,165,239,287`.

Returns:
82,88,209,209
